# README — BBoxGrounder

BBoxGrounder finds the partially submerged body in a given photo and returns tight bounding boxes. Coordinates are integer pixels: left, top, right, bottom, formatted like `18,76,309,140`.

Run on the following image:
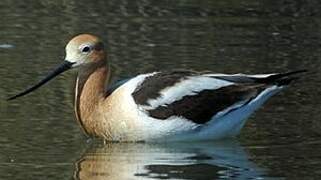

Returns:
75,69,301,142
8,34,305,142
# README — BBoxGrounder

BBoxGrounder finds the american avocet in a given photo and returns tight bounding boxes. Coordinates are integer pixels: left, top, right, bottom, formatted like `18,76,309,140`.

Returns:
8,34,306,142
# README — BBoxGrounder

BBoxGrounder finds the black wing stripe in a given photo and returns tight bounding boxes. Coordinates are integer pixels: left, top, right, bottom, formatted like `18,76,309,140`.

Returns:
214,70,307,85
147,84,267,124
213,75,256,83
132,71,198,105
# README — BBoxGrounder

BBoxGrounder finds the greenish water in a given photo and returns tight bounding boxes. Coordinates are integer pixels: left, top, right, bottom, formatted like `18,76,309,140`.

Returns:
1,0,321,179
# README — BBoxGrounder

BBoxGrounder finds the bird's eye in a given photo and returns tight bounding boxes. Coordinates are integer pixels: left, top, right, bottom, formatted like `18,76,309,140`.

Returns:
82,46,90,52
80,45,92,53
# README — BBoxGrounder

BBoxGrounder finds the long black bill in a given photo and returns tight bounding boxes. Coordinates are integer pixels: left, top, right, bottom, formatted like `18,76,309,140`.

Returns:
7,61,74,101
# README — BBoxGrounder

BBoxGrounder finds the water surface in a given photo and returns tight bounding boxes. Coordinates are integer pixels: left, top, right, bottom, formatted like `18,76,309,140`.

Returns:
1,0,321,179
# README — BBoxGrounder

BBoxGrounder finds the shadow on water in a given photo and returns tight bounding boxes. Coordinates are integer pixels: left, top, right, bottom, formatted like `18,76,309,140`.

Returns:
73,140,266,180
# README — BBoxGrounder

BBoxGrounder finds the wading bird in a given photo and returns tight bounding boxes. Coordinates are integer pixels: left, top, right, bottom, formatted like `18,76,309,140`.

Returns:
8,34,305,142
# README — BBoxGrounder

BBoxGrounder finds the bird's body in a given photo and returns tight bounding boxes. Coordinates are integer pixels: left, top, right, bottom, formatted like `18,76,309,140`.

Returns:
73,68,296,141
8,34,306,142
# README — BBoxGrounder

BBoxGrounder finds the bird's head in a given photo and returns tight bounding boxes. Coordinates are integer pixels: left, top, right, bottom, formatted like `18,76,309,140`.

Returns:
8,34,106,100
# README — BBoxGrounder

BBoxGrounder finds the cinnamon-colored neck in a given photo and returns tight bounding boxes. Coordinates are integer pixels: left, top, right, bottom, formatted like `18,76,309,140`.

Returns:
74,60,110,135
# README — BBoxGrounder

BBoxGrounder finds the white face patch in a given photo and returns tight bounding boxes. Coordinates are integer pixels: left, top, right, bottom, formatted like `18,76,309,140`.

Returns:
64,42,94,66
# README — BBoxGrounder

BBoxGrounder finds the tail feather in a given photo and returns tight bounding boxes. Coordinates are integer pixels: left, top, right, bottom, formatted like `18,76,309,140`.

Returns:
254,69,307,86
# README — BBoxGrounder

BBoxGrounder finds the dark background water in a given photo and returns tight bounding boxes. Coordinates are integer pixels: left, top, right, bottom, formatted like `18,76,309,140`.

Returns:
1,0,321,179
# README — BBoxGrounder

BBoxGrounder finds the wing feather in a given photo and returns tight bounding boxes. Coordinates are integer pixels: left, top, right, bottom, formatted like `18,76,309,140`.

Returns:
131,70,305,124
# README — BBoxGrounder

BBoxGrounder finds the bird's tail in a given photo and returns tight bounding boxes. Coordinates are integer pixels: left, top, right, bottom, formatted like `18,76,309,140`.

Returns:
255,70,307,86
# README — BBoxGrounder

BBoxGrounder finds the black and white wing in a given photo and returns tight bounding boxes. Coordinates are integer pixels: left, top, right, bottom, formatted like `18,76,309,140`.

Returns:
131,70,305,124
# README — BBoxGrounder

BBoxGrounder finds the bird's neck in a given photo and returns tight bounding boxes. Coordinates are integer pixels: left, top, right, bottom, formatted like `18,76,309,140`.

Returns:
74,60,110,135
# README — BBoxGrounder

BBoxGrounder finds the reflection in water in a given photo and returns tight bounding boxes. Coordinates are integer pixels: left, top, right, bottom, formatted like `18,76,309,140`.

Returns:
74,141,266,180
